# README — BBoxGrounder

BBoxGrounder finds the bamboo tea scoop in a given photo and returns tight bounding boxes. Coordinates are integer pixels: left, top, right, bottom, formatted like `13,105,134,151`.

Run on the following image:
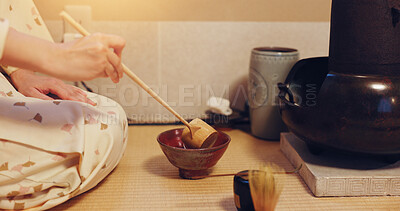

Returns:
188,164,303,180
60,11,218,148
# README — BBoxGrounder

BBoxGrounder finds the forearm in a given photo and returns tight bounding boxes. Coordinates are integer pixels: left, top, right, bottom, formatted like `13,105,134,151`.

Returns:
0,27,125,82
0,28,59,76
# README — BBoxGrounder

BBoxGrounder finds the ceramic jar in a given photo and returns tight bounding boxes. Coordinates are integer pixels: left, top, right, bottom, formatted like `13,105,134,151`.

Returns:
248,47,298,140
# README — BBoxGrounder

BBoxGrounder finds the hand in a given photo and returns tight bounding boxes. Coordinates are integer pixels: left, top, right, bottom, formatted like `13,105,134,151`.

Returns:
2,29,126,83
55,33,126,83
10,69,96,106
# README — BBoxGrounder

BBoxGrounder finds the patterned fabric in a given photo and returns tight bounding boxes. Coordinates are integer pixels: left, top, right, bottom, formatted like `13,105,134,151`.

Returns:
0,18,9,60
0,0,128,210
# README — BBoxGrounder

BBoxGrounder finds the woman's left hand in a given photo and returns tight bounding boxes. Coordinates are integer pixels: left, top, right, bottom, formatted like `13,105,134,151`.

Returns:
10,69,96,106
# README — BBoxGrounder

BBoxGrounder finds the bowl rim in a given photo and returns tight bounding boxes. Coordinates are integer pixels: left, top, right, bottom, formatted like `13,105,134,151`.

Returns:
252,46,298,56
157,128,231,152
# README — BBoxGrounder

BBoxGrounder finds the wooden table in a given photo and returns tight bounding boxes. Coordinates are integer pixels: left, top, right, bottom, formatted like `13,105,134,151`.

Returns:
54,125,400,210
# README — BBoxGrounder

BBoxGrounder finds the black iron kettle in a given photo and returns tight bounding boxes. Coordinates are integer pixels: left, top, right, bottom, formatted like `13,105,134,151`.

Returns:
278,0,400,157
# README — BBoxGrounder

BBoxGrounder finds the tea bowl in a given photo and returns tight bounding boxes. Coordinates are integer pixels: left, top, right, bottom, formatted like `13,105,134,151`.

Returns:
157,128,231,179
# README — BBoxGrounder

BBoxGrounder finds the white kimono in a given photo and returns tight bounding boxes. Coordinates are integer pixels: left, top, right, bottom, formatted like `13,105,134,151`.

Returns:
0,1,128,210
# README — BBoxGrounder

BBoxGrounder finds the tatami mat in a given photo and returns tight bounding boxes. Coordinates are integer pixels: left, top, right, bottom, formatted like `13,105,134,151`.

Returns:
53,126,400,210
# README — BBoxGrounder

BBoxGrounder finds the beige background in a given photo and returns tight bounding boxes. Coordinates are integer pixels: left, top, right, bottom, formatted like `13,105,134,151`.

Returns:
34,0,331,22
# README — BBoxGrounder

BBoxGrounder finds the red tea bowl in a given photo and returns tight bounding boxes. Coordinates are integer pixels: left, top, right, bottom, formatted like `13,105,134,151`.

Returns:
157,128,231,179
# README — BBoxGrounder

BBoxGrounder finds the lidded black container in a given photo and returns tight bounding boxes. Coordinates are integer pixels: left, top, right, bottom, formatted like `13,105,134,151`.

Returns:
278,0,400,157
233,171,254,211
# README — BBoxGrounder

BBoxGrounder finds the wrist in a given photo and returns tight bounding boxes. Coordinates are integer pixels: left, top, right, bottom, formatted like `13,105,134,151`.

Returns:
39,42,63,78
10,68,32,81
10,69,29,90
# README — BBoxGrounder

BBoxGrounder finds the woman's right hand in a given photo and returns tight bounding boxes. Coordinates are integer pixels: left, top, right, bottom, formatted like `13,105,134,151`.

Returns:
2,28,126,83
54,33,126,83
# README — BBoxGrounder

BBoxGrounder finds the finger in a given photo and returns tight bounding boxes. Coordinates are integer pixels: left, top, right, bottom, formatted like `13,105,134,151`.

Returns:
28,89,54,101
107,50,124,79
48,83,85,103
102,34,126,57
70,86,97,106
73,87,88,97
48,84,71,100
53,86,87,104
71,90,93,105
84,96,97,106
68,85,88,96
104,62,119,83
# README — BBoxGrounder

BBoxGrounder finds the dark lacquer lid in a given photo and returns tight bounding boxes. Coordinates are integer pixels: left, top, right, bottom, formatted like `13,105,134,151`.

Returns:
329,0,400,76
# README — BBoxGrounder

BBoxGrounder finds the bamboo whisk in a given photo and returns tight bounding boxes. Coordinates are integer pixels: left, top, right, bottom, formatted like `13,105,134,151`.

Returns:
249,163,284,211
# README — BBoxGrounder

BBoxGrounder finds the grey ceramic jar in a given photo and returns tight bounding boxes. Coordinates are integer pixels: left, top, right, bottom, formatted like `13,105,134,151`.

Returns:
248,47,299,140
